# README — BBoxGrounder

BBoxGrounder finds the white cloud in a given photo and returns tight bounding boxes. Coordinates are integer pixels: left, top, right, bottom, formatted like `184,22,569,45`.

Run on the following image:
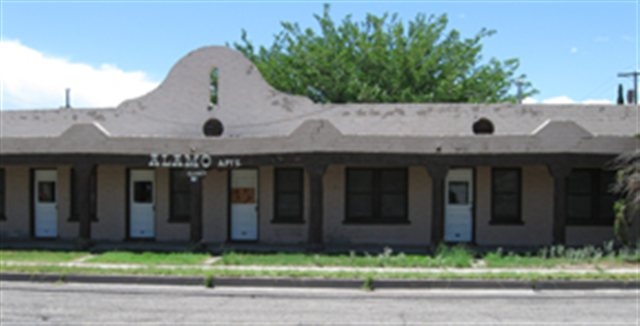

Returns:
522,97,538,104
0,40,158,110
570,46,578,54
543,96,575,104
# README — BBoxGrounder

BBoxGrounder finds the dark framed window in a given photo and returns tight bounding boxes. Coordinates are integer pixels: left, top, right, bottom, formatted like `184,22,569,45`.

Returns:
69,168,98,222
0,168,5,220
273,168,304,223
567,169,616,225
491,168,522,225
345,168,408,224
170,170,191,223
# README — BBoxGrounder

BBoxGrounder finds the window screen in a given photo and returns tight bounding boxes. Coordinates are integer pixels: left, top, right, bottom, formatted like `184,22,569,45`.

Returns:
170,170,191,222
491,168,521,224
346,168,407,223
274,168,303,223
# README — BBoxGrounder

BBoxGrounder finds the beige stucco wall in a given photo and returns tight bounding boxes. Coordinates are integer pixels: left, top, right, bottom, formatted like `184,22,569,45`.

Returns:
155,168,190,242
566,227,615,246
0,166,30,238
202,169,228,243
475,165,553,246
0,162,619,248
323,165,431,247
92,165,126,241
258,166,308,244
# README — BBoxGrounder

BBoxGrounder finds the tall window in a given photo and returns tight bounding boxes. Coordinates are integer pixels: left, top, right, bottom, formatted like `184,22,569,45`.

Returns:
567,169,616,225
0,168,5,220
273,168,304,223
491,168,522,224
346,168,408,223
69,168,97,222
170,170,191,223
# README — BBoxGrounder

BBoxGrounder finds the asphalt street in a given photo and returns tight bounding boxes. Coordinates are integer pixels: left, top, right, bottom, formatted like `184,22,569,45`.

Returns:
1,281,638,325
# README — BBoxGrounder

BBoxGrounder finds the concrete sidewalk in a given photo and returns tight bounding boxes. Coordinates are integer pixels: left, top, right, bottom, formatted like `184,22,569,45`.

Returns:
1,259,638,290
1,259,638,275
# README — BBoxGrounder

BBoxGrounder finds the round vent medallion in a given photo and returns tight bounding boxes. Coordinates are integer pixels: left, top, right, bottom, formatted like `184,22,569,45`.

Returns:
203,119,224,137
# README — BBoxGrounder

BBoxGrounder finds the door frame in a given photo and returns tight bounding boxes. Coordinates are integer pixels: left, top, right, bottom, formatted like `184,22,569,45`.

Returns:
31,168,59,239
227,167,260,243
443,166,477,244
126,168,156,241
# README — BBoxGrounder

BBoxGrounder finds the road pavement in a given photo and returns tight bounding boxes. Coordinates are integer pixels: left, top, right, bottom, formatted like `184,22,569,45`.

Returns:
1,281,638,325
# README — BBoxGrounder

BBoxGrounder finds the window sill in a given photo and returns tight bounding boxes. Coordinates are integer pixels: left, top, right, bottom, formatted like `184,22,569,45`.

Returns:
489,220,524,226
271,219,305,225
343,219,410,225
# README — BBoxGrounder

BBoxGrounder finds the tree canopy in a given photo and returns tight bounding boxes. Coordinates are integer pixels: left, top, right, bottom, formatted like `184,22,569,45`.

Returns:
233,5,536,104
612,149,640,246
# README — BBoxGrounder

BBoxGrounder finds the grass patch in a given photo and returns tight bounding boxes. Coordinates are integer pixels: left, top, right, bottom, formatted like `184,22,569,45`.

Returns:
0,242,637,270
219,245,473,268
484,253,569,268
0,264,637,281
483,244,640,268
362,275,375,291
204,274,215,288
0,250,88,263
86,251,209,265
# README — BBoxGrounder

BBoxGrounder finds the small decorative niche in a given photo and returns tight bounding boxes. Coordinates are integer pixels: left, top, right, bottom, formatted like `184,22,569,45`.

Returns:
472,118,494,135
208,67,218,111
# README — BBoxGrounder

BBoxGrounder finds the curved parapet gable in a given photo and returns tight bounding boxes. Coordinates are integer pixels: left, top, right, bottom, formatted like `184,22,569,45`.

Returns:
114,46,315,138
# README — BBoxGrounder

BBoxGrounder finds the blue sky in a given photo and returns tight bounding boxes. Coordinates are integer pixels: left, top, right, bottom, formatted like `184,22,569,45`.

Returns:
1,1,638,109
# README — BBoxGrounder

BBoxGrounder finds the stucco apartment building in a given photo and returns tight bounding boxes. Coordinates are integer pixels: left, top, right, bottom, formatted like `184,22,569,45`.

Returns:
0,46,636,250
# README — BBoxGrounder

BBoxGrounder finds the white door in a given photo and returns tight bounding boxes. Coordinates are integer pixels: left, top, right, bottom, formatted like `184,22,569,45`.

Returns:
130,170,155,239
230,169,258,241
444,169,473,242
34,170,58,238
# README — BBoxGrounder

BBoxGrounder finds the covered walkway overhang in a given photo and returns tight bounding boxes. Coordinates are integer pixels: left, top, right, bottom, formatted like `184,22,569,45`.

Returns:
0,151,620,249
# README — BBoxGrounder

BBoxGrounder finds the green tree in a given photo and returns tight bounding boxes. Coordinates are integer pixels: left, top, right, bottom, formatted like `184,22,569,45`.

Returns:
234,5,536,103
613,149,640,246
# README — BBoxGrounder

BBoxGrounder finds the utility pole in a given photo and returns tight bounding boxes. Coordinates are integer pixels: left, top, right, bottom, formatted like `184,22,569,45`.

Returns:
618,71,639,104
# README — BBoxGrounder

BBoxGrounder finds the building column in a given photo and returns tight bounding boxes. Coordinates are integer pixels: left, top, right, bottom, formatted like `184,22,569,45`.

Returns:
547,164,572,245
305,163,327,250
74,163,95,244
189,174,203,244
426,164,448,248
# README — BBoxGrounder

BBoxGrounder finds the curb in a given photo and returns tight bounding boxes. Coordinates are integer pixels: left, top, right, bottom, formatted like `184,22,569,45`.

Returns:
1,273,638,290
